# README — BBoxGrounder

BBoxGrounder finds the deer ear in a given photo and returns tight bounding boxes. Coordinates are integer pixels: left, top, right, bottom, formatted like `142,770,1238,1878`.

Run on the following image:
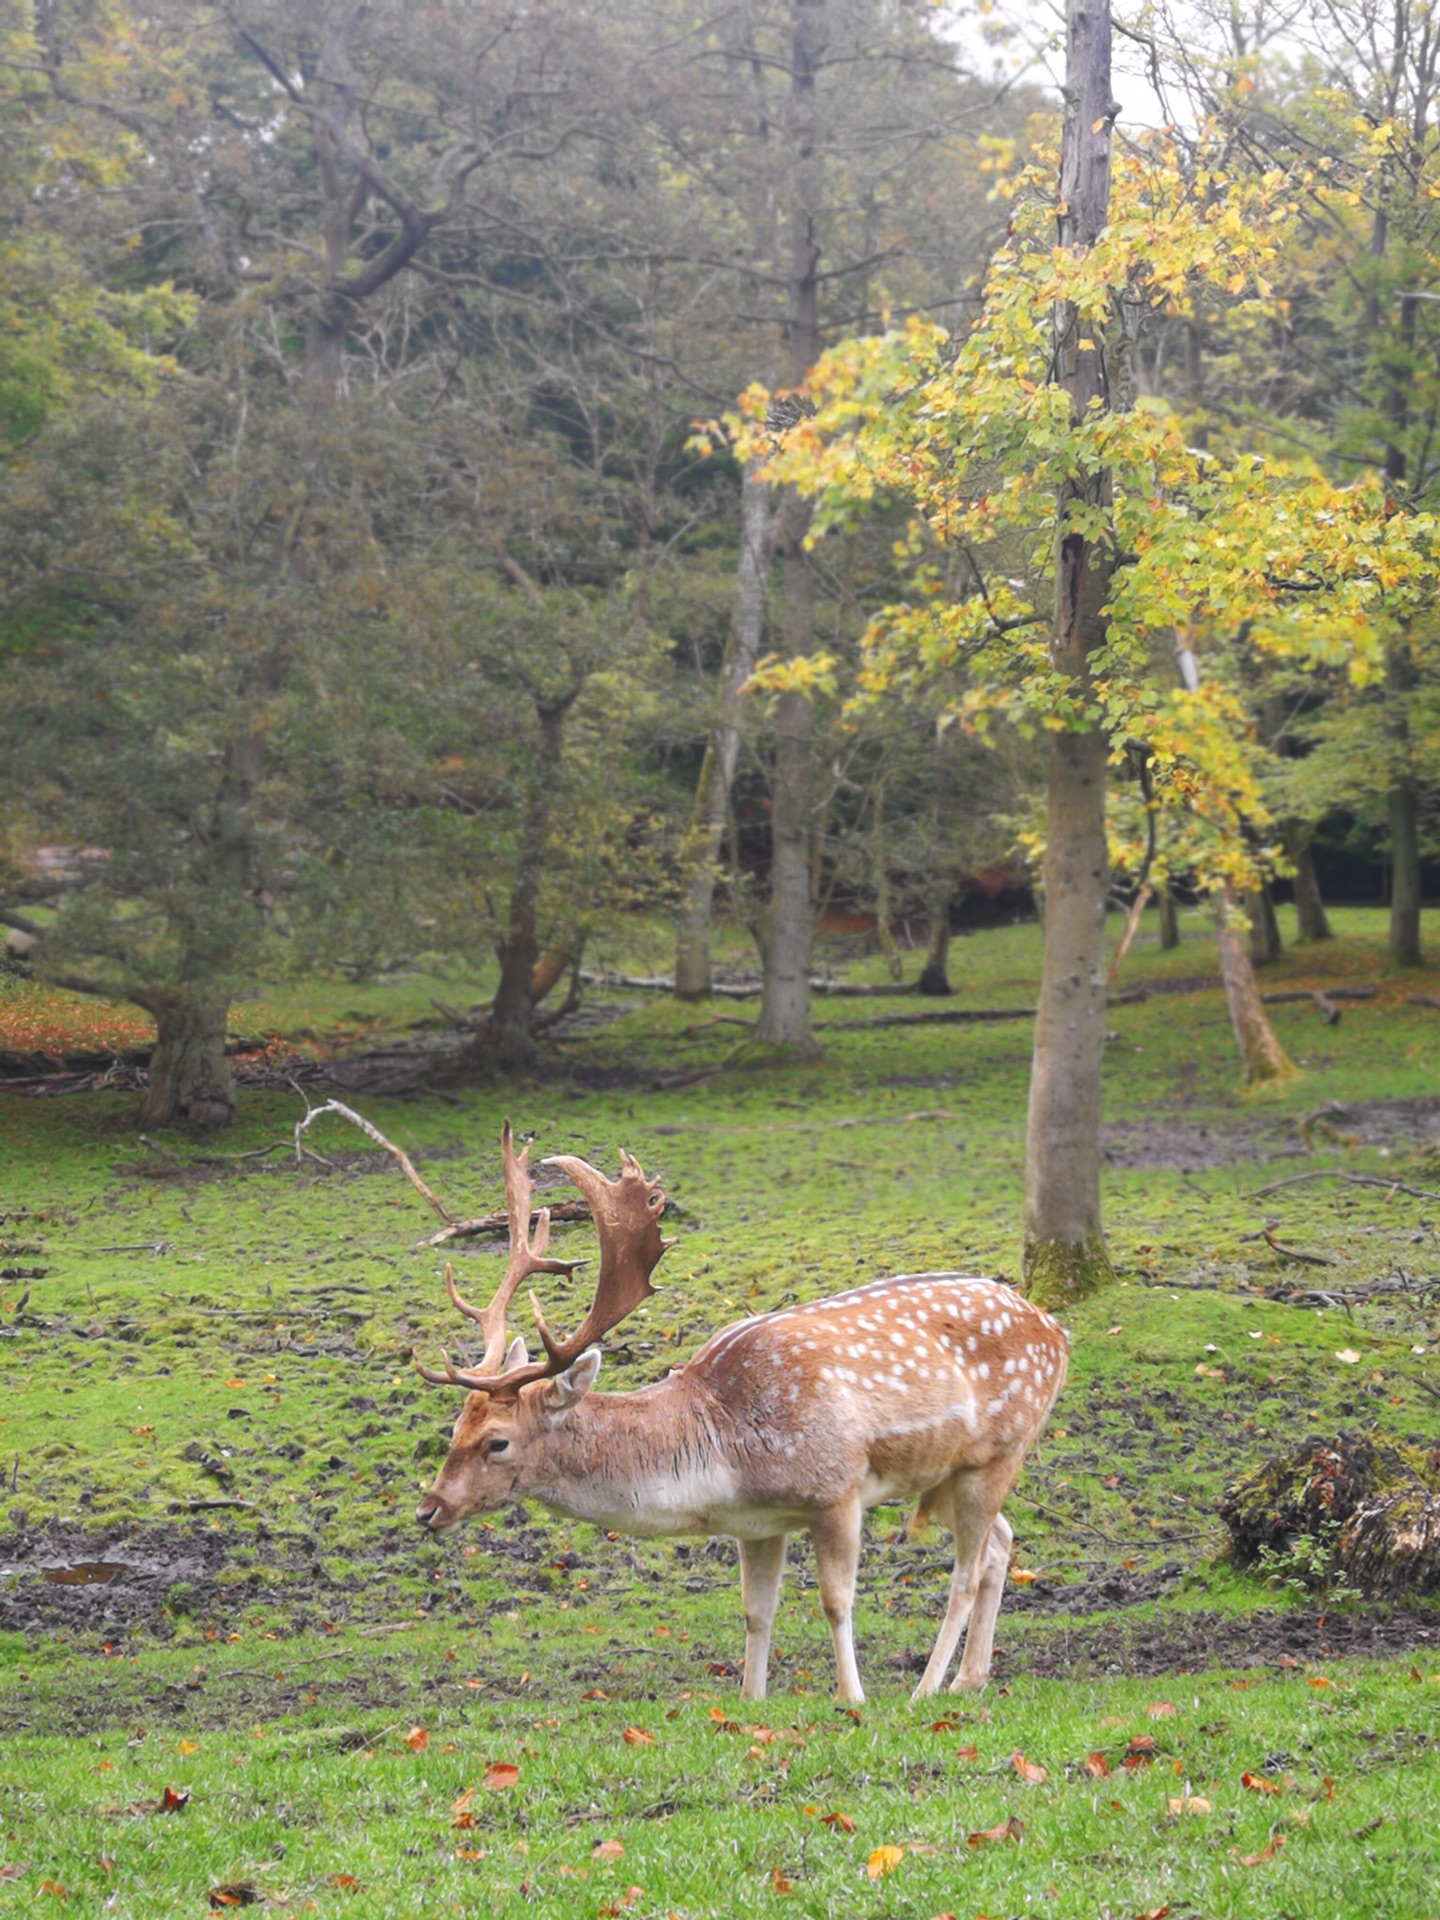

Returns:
504,1334,529,1371
539,1346,602,1421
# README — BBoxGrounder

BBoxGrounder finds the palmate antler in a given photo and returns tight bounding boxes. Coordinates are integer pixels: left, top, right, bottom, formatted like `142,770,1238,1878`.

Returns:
416,1120,672,1397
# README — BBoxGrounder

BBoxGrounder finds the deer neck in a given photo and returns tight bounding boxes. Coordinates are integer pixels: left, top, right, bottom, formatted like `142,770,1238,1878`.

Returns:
526,1373,738,1536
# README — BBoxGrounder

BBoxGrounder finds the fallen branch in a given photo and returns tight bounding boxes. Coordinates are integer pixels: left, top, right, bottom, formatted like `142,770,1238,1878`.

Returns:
1260,1227,1336,1267
579,969,916,1000
171,1497,256,1513
1260,984,1378,1024
413,1198,594,1250
1246,1170,1440,1202
292,1097,453,1223
1408,994,1440,1014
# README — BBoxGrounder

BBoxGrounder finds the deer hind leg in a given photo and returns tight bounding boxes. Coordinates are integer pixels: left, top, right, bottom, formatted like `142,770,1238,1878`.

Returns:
911,1463,1019,1700
809,1499,865,1705
951,1511,1012,1692
738,1534,787,1701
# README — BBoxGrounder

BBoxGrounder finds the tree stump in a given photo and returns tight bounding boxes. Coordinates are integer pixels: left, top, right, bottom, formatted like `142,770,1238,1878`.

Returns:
1220,1433,1440,1599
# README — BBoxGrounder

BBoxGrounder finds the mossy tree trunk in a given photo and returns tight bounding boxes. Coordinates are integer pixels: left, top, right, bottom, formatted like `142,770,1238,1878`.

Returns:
1245,882,1282,965
134,986,236,1130
1021,0,1119,1311
1157,885,1181,949
1215,889,1295,1083
1285,823,1333,943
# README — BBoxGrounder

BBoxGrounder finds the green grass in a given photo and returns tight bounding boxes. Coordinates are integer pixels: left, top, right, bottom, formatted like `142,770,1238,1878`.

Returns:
2,903,1439,1915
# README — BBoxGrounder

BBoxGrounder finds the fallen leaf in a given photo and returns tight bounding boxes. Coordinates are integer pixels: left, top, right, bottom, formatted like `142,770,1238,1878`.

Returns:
159,1785,190,1812
770,1867,793,1894
1241,1772,1281,1795
1306,1675,1333,1689
1334,1348,1361,1365
176,1739,198,1756
819,1811,856,1833
330,1875,362,1890
582,1688,608,1701
1146,1700,1176,1719
1167,1796,1211,1816
927,1715,959,1733
451,1789,474,1819
966,1816,1023,1847
1082,1752,1109,1778
865,1845,905,1879
592,1840,625,1862
1237,1834,1286,1866
955,1744,980,1761
1009,1567,1038,1584
403,1726,428,1752
38,1883,66,1900
207,1886,259,1909
453,1848,489,1861
1012,1750,1047,1783
483,1761,519,1791
622,1726,655,1746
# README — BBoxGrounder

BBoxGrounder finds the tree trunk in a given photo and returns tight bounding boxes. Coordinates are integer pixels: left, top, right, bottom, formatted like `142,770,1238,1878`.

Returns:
489,701,570,1072
1157,884,1181,948
754,0,821,1056
1021,0,1118,1310
1285,824,1333,943
1386,646,1424,966
135,986,236,1129
918,721,958,995
1215,890,1294,1083
1245,883,1282,965
674,465,770,997
871,778,905,982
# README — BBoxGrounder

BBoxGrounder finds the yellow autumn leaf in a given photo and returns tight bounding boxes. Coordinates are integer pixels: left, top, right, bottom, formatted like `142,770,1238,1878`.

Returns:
865,1846,905,1879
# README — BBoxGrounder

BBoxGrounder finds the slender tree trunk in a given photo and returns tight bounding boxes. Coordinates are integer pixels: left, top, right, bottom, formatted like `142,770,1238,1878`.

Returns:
1386,644,1424,966
918,721,958,995
1157,884,1181,948
675,467,770,997
1022,0,1119,1309
1245,883,1282,965
754,0,821,1054
1285,824,1333,943
135,986,236,1129
871,778,905,982
1215,891,1295,1082
489,702,570,1071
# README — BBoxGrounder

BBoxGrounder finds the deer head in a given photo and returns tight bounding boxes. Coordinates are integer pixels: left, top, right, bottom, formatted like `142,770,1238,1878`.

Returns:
415,1121,671,1530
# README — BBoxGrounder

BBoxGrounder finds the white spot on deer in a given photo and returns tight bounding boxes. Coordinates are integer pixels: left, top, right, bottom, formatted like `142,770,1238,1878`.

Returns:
977,1361,990,1380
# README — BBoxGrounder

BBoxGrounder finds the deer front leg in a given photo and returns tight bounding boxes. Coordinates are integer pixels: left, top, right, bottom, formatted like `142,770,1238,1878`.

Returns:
810,1500,865,1705
738,1534,787,1701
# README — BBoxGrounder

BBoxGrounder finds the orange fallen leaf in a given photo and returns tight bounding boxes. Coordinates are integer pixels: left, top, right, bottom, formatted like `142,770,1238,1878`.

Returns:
39,1883,66,1900
1009,1567,1038,1584
452,1789,474,1818
593,1839,625,1862
819,1811,856,1833
1146,1700,1176,1719
927,1715,959,1733
207,1887,259,1909
1306,1675,1333,1689
955,1744,980,1761
159,1785,190,1812
1082,1751,1109,1778
967,1816,1024,1847
770,1867,793,1894
1241,1772,1281,1795
622,1726,655,1746
402,1726,428,1752
583,1688,608,1701
330,1876,362,1891
1238,1834,1286,1866
865,1845,905,1879
483,1761,519,1791
453,1847,488,1861
1011,1749,1047,1783
1167,1796,1211,1816
176,1739,198,1756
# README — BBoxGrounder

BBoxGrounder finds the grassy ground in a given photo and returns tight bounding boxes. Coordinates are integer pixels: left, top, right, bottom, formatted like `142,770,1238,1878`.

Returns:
2,904,1438,1917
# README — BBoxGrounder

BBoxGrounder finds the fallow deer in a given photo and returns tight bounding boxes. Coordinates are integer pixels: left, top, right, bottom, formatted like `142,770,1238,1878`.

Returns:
415,1123,1067,1703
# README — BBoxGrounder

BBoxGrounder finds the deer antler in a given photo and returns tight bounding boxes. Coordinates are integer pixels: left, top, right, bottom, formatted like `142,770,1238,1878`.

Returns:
416,1125,673,1397
415,1119,586,1392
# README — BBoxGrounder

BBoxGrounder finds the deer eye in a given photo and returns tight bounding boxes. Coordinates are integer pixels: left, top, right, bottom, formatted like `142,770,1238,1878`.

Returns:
486,1436,510,1457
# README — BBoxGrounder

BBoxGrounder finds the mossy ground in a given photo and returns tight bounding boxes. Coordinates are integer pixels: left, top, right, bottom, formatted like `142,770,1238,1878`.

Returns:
2,904,1438,1916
